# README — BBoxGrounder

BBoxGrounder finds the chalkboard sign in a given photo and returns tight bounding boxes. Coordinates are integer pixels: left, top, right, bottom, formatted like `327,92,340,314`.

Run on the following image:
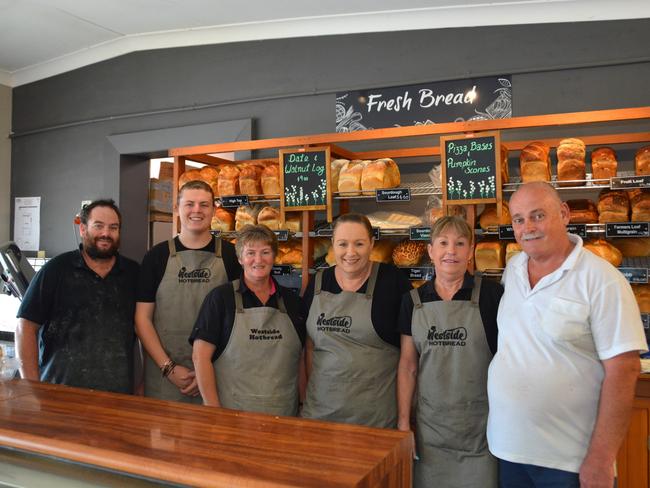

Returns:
279,147,332,222
441,132,502,206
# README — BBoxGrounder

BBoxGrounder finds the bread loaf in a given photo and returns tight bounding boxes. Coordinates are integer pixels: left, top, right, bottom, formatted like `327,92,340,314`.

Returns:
597,190,629,223
239,165,262,197
325,246,336,266
330,159,349,194
500,146,509,184
505,242,522,264
475,242,505,271
478,202,511,230
235,205,261,231
257,206,281,230
392,240,427,267
313,237,331,260
217,165,240,197
337,160,366,194
583,239,623,267
178,169,203,188
361,158,400,195
629,188,650,222
591,147,617,184
284,213,301,233
261,164,281,197
199,166,220,183
611,237,650,257
556,138,586,186
278,240,302,267
370,240,396,264
632,284,650,313
635,146,650,176
566,199,599,224
211,207,235,232
428,207,444,225
520,141,551,183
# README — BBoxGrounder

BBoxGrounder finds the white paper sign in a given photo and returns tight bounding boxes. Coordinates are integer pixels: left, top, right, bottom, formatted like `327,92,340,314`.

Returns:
13,197,41,251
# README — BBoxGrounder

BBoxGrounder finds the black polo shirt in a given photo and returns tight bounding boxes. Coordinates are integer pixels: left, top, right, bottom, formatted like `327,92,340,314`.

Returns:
302,263,412,348
398,273,503,355
189,273,307,361
17,246,139,394
137,235,241,302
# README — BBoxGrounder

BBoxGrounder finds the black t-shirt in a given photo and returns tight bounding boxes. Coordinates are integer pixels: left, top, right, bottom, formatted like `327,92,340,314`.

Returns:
137,235,241,302
398,273,503,355
17,247,139,394
189,274,307,361
302,263,412,348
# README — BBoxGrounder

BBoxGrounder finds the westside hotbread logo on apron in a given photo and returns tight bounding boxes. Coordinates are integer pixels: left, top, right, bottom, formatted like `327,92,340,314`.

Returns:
316,313,352,334
427,326,467,346
177,267,212,283
249,328,283,341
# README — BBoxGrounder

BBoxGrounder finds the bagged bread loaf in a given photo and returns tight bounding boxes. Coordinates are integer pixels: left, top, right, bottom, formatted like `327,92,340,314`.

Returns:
478,202,511,230
239,165,262,196
566,199,599,224
218,165,240,197
520,141,551,183
392,240,427,267
628,188,650,222
635,146,650,176
591,147,617,184
361,158,401,195
475,241,505,271
597,190,629,223
583,239,623,267
556,138,586,186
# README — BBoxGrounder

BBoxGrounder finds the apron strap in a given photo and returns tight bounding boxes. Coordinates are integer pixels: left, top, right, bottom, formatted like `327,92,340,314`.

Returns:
410,288,423,309
276,292,287,314
214,236,222,258
365,262,380,299
167,238,177,257
314,270,323,295
232,280,244,313
471,273,483,306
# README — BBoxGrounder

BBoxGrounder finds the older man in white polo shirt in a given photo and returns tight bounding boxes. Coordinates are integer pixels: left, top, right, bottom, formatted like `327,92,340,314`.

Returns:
487,182,647,488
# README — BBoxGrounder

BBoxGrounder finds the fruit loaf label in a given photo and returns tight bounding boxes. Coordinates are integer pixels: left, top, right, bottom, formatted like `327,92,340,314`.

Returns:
274,230,289,241
498,225,515,240
605,223,649,238
220,195,249,208
376,188,411,202
610,175,650,189
402,266,434,281
566,224,587,238
618,268,648,284
272,265,292,276
409,227,431,241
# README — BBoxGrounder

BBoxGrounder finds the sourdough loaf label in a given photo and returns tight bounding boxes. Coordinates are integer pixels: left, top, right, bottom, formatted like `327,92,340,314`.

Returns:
606,223,650,238
409,227,431,241
618,268,648,284
220,195,249,208
376,188,411,202
611,175,650,189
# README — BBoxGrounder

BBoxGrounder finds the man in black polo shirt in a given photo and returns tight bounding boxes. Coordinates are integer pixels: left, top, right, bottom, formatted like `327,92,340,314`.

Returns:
15,199,139,394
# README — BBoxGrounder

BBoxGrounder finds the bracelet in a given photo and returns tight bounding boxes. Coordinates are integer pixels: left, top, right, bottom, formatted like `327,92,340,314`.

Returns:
160,359,177,378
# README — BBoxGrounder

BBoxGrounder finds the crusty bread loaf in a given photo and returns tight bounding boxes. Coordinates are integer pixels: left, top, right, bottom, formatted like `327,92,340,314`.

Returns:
239,165,262,196
611,237,650,257
566,199,599,224
635,146,650,176
392,240,427,267
325,246,336,266
199,166,220,182
261,164,280,197
520,141,551,183
632,284,650,313
235,204,261,231
370,240,396,264
629,188,650,222
475,241,505,271
284,213,301,233
330,159,349,194
556,138,586,186
257,206,280,230
337,160,366,194
597,190,629,223
178,169,203,188
210,207,235,232
312,237,331,260
591,147,617,184
361,158,400,195
505,242,522,264
217,165,240,197
583,239,623,267
479,202,511,230
277,240,302,267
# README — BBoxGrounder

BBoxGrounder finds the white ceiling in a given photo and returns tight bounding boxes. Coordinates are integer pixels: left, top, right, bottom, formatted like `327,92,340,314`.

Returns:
1,0,649,87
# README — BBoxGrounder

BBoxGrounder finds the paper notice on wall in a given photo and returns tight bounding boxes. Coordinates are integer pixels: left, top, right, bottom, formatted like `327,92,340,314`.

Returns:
13,197,41,251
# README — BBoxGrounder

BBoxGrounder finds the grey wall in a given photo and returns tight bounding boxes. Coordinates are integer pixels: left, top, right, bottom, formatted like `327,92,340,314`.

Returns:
0,84,10,244
11,18,650,258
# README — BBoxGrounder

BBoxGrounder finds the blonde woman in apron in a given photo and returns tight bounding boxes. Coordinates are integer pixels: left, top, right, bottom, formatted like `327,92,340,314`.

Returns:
397,216,503,488
302,213,412,428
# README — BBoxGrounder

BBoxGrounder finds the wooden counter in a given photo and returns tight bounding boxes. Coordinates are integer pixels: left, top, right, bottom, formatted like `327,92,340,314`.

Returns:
0,380,413,487
617,374,650,488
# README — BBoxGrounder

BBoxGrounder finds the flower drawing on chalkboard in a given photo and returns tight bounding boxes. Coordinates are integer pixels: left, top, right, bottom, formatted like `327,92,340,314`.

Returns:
469,180,476,198
336,94,371,133
478,181,486,198
470,78,512,121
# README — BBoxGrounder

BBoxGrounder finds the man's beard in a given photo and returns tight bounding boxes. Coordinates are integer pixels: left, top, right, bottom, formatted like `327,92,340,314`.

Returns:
84,236,119,259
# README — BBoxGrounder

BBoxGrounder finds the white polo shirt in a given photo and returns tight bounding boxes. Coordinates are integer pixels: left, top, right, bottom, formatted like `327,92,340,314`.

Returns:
487,234,647,473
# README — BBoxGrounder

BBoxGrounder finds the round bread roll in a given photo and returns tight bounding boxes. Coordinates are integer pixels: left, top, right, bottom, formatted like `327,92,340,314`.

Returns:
583,239,623,267
178,169,203,188
261,164,281,197
257,206,280,230
392,240,427,267
211,207,235,232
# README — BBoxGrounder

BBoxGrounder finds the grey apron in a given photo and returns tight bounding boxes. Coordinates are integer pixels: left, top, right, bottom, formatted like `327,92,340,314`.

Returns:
214,280,302,416
410,274,497,488
302,262,399,428
144,238,228,403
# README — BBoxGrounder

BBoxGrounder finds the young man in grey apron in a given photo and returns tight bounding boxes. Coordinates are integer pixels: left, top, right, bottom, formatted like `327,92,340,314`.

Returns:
135,180,240,403
190,225,306,415
397,216,502,487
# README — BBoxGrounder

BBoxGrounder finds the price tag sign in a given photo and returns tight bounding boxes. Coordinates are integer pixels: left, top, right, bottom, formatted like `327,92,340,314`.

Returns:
610,175,650,189
220,195,249,208
605,222,650,238
372,227,381,240
498,225,515,240
619,267,649,284
210,230,221,237
272,265,293,276
405,267,434,281
376,188,411,202
566,224,587,238
409,227,431,241
274,230,289,241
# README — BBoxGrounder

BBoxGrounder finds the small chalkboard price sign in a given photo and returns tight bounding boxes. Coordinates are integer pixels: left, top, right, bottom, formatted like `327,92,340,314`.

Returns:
440,131,502,206
279,146,332,222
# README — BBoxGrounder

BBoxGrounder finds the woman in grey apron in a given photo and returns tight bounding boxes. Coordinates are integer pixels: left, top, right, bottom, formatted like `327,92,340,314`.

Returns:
302,213,411,428
191,224,305,416
397,216,503,488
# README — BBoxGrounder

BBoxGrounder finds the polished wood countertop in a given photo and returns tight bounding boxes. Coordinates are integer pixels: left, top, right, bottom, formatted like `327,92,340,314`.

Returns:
0,380,413,487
